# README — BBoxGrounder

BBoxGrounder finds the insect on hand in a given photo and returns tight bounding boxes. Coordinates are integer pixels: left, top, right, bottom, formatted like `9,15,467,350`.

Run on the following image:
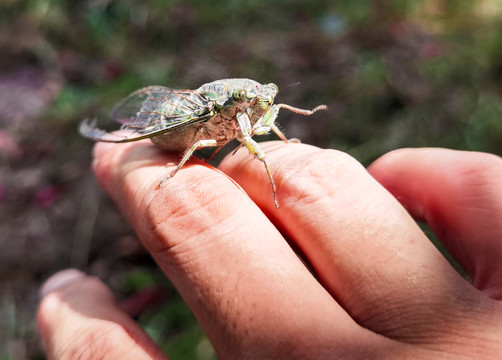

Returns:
80,78,326,208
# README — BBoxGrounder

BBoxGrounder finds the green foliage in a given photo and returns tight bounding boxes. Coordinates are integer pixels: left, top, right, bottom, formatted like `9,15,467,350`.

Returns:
3,0,502,358
119,270,217,360
50,85,95,117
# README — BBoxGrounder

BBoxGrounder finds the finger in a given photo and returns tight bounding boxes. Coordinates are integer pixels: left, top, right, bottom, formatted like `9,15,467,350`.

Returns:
368,148,502,298
219,142,497,344
92,141,391,358
37,269,167,360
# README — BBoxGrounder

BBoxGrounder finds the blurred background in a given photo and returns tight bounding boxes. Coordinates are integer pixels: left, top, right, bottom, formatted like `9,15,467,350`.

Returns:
1,0,501,358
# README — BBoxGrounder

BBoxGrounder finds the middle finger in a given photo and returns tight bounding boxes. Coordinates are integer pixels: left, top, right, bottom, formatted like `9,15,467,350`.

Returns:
220,142,493,342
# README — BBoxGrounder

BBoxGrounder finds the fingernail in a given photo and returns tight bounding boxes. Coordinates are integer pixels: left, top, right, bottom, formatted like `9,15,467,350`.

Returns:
40,269,87,298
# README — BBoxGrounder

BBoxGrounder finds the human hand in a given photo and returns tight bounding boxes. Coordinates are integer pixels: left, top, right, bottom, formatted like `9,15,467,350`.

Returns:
38,142,502,359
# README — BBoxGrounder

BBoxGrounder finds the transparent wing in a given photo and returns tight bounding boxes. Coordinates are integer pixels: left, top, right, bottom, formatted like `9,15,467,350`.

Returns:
80,86,213,142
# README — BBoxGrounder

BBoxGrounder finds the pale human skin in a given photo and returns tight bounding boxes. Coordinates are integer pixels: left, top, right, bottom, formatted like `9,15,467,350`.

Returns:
37,141,502,359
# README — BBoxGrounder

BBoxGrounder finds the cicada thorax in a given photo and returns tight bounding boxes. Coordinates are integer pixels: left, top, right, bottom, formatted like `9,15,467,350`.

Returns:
154,81,269,151
151,99,246,151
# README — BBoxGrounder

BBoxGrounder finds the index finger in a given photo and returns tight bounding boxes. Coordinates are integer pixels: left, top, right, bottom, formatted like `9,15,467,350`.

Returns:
91,141,379,358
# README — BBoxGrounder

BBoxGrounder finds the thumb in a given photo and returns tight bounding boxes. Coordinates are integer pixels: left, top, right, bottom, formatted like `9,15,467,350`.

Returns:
37,269,168,360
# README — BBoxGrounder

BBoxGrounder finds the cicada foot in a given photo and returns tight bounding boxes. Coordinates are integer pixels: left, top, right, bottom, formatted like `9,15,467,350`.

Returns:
157,164,179,189
157,174,172,189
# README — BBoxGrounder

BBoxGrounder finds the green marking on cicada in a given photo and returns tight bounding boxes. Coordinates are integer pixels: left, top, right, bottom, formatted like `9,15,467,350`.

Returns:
79,78,327,208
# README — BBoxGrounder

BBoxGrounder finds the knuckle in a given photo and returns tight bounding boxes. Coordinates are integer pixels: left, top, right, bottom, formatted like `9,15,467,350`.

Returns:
138,167,245,257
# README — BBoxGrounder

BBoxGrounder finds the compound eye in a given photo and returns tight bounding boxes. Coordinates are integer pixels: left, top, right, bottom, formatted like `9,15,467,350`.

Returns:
267,83,279,94
233,89,247,101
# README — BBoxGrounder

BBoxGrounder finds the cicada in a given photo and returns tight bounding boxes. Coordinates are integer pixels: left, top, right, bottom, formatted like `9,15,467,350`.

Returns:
80,78,326,208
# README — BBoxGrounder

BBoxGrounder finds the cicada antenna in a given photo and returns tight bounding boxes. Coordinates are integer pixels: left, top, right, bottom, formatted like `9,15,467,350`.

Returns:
278,81,301,95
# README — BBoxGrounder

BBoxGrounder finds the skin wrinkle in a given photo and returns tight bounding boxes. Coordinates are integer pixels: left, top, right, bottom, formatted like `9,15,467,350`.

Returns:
366,300,448,338
454,171,502,220
274,143,329,180
282,151,387,228
438,174,492,217
412,318,502,357
269,150,369,245
147,206,242,270
141,178,251,253
350,276,450,337
131,175,265,307
208,277,335,358
288,167,410,274
393,314,486,350
232,146,392,253
276,148,354,208
107,146,238,244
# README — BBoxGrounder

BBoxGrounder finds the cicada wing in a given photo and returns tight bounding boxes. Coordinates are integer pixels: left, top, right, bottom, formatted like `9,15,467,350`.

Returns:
110,86,169,125
111,86,211,130
80,86,214,143
79,118,150,142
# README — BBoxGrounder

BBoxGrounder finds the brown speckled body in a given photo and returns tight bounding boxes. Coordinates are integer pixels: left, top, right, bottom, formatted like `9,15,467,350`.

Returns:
80,78,276,148
150,97,266,151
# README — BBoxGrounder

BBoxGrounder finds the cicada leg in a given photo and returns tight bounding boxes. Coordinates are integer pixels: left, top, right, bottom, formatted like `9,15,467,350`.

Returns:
270,124,289,143
231,143,244,156
253,103,327,142
237,112,279,208
275,103,327,115
260,157,279,209
159,139,218,187
204,144,228,163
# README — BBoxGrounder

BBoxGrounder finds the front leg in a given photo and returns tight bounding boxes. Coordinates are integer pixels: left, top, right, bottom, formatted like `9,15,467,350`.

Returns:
252,103,327,142
251,105,288,142
237,112,279,208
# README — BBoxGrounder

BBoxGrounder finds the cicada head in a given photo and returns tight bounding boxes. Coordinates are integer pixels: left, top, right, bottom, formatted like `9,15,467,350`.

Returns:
257,83,279,110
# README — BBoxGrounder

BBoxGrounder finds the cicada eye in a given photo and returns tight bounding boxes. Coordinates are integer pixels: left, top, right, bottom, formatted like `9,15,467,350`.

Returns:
267,83,279,94
233,89,247,101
